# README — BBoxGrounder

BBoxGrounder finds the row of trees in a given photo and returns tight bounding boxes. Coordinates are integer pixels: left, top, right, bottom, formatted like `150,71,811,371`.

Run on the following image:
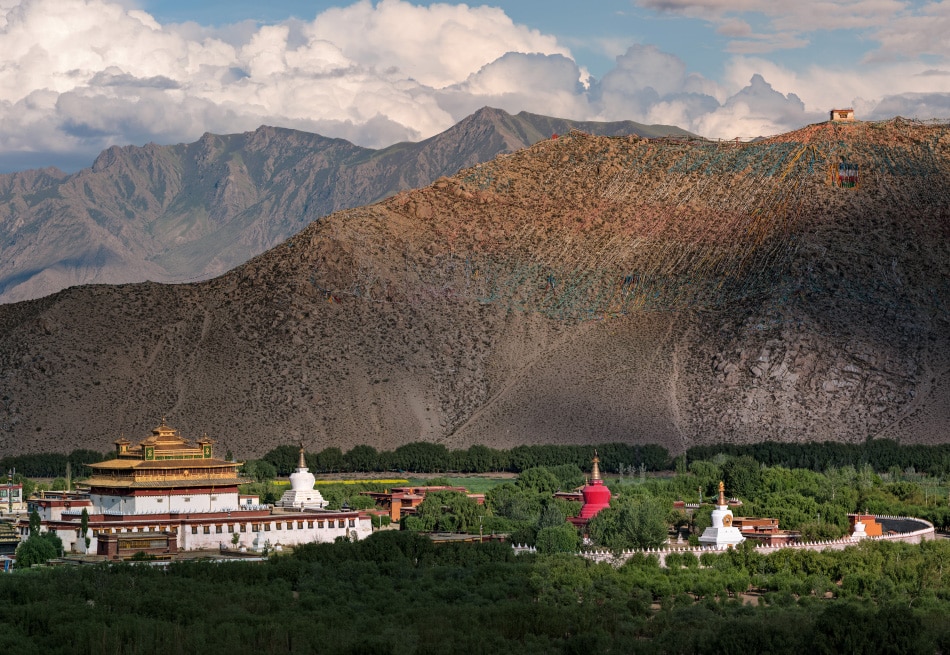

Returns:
685,438,950,476
0,449,108,479
3,531,948,653
260,442,671,476
6,437,950,479
260,438,950,477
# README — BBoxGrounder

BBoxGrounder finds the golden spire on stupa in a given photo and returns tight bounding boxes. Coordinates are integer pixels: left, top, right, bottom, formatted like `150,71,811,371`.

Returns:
591,450,602,481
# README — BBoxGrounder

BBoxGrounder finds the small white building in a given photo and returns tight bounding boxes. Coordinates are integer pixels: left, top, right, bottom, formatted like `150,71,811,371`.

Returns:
830,108,855,122
276,447,327,509
698,482,745,548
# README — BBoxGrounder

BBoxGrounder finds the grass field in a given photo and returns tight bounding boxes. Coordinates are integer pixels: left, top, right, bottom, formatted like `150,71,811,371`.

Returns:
405,476,513,493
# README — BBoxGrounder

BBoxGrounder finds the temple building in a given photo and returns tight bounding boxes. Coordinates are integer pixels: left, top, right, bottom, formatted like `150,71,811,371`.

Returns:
698,481,745,548
22,420,370,557
362,485,485,523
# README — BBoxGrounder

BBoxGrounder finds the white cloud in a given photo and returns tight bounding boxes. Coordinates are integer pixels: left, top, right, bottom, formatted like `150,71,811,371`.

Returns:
302,0,569,88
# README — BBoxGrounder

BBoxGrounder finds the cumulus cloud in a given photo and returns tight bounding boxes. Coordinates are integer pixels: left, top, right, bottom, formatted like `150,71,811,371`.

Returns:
0,0,947,172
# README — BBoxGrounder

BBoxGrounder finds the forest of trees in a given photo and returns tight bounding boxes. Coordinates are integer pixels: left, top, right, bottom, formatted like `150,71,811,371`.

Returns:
7,438,950,479
2,531,948,653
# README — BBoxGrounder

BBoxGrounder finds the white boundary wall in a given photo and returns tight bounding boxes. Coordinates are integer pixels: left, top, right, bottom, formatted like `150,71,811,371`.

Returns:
514,514,936,567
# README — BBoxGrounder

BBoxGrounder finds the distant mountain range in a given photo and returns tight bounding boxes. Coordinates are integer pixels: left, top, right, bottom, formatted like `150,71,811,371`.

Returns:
0,107,692,304
1,118,947,457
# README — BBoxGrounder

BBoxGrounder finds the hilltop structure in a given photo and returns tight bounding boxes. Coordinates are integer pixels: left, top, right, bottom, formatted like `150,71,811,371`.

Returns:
19,421,370,557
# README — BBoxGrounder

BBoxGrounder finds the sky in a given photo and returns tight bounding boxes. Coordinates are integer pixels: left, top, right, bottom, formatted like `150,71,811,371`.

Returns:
0,0,947,172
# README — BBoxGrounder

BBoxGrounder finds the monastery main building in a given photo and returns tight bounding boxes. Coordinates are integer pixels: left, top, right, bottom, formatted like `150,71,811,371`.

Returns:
24,421,370,558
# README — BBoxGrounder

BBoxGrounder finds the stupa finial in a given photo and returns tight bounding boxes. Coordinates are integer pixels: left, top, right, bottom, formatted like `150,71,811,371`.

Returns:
298,443,307,470
591,450,602,482
718,480,726,506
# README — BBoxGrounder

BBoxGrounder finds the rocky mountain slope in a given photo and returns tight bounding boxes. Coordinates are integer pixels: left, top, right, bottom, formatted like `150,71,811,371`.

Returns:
1,118,947,457
0,108,690,304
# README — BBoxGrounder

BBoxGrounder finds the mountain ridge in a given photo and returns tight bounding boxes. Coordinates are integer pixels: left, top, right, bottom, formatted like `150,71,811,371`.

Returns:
0,118,946,458
0,107,692,303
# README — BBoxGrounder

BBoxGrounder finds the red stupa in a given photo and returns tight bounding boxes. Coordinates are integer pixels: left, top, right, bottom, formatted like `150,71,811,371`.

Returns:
578,451,612,520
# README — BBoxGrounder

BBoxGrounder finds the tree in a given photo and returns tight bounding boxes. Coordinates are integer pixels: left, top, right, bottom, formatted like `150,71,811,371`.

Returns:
537,503,566,530
80,508,90,550
241,459,277,483
588,495,669,550
344,445,379,472
29,508,40,536
721,455,762,499
262,444,300,476
314,447,345,473
535,524,580,554
516,467,560,494
15,535,58,567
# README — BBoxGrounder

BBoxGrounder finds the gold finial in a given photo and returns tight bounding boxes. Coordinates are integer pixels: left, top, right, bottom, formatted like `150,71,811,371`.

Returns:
718,480,726,506
591,450,602,482
298,443,307,470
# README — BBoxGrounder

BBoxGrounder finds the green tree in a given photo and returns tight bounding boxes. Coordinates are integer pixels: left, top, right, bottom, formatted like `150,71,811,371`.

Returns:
261,444,300,476
537,503,566,529
80,508,90,550
588,495,669,550
516,467,560,494
535,524,580,554
344,445,379,472
15,535,58,567
314,447,345,473
241,459,277,483
721,455,762,499
29,508,40,535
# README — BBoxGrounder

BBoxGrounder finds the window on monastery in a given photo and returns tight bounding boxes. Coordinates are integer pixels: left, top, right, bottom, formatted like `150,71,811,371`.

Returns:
338,520,345,529
191,526,198,534
286,522,293,530
240,524,247,532
203,526,211,534
317,521,324,528
264,523,271,531
349,519,355,528
184,497,191,502
252,523,261,532
275,522,282,530
308,521,314,529
297,521,304,529
215,525,222,534
227,524,234,533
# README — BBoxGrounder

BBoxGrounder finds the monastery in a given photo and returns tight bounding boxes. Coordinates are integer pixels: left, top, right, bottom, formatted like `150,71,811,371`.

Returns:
21,421,370,558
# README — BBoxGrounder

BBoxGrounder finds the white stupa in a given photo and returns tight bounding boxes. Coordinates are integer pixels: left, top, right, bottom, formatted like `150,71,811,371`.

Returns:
277,446,326,509
698,481,745,548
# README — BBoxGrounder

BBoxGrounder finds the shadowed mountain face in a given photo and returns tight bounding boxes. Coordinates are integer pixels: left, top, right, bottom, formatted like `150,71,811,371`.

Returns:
1,119,948,457
0,107,691,304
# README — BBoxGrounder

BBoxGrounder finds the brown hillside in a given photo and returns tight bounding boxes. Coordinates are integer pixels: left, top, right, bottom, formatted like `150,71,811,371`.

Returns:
1,118,948,457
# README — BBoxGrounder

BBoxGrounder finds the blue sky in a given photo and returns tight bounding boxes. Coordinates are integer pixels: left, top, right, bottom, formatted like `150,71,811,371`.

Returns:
0,0,947,172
